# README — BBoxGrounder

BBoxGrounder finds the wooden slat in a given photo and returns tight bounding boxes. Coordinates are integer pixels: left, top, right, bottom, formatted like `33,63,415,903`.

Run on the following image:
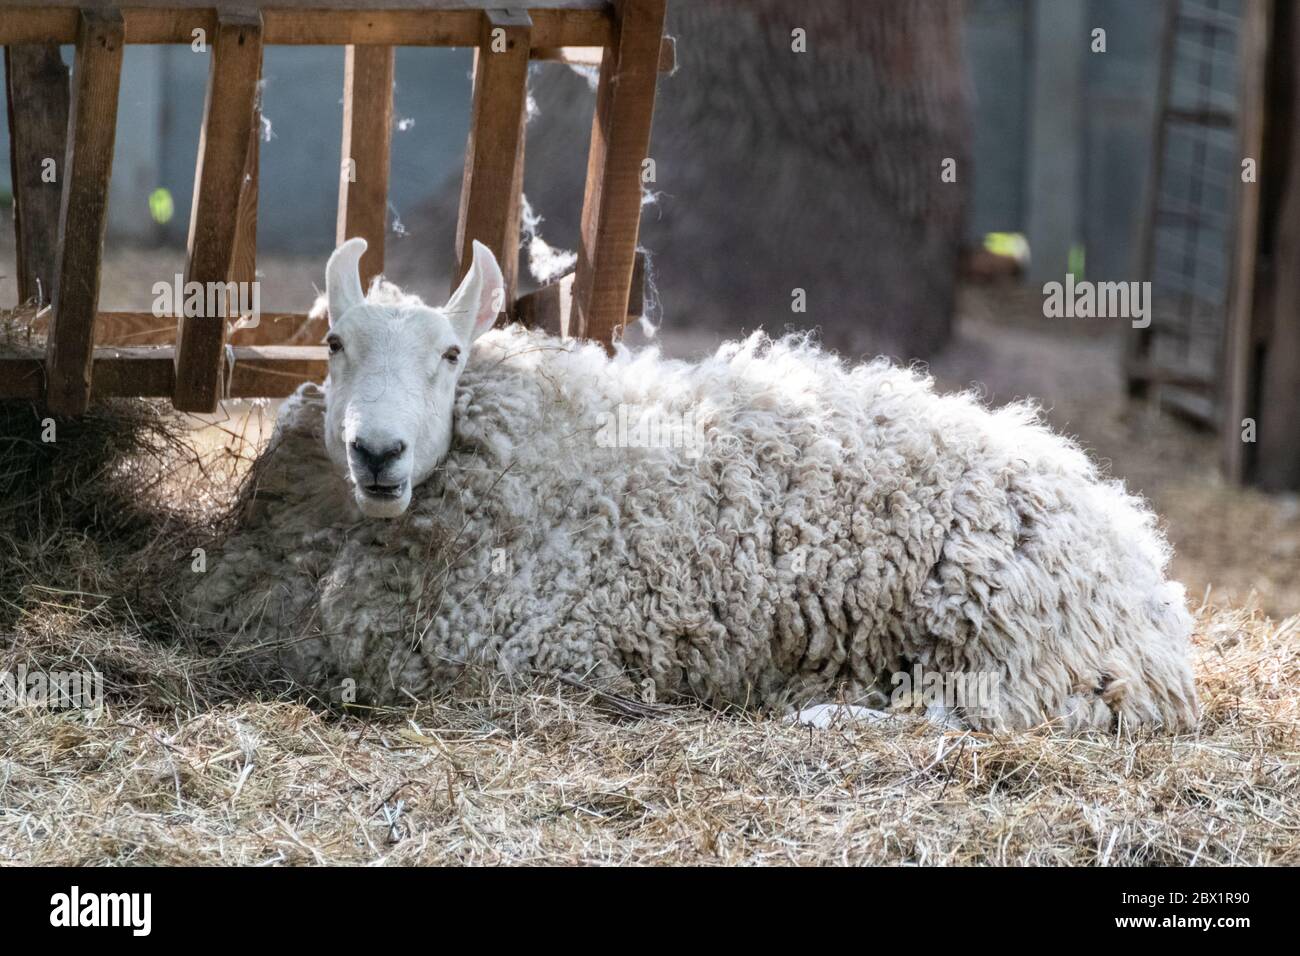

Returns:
532,34,674,71
263,8,599,46
1251,1,1300,489
626,246,645,318
0,358,45,400
230,53,262,292
174,10,264,412
1123,360,1216,391
0,3,610,47
571,0,665,346
90,347,177,397
0,346,330,401
227,345,330,396
454,9,532,310
514,273,575,337
1221,0,1272,484
42,10,124,416
27,310,323,346
32,276,647,348
337,44,395,288
3,43,70,306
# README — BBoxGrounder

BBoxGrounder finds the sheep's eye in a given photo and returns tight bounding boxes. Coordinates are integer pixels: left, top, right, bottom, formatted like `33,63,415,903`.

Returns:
327,335,343,355
443,345,461,365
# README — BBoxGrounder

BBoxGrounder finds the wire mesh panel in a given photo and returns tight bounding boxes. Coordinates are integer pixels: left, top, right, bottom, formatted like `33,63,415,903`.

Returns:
1131,0,1245,422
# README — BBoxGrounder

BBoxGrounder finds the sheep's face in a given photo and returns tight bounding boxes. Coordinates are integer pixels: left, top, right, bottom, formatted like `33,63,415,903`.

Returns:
321,238,503,518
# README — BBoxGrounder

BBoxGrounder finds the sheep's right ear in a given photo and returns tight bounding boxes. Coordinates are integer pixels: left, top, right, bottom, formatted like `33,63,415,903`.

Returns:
445,240,505,345
326,237,367,324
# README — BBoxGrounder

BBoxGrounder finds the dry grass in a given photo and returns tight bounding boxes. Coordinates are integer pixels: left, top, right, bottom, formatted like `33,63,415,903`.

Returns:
2,602,1296,865
1,312,1297,866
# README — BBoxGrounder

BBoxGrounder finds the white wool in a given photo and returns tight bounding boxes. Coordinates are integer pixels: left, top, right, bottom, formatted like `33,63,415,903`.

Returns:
520,195,577,285
189,326,1199,732
567,62,600,91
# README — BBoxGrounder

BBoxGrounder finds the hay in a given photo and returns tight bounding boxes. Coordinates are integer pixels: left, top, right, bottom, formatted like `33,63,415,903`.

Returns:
1,310,1296,866
1,600,1296,865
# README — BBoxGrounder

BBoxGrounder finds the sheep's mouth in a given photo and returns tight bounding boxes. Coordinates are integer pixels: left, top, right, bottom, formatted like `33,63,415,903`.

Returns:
359,480,407,500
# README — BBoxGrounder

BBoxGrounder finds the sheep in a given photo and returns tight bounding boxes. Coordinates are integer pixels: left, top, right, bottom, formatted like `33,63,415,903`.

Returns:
187,238,1200,732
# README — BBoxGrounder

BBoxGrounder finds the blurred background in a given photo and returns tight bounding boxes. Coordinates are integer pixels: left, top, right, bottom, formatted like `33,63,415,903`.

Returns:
3,0,1298,615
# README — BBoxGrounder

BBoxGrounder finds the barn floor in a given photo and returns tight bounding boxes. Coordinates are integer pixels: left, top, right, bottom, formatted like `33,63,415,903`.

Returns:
2,603,1296,865
1,262,1298,865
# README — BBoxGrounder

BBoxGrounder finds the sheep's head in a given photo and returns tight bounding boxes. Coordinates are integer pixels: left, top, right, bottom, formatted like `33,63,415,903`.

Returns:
321,237,503,518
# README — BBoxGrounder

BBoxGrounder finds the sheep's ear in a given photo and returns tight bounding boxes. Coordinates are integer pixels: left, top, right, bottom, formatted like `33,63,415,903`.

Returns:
445,240,504,344
326,237,367,324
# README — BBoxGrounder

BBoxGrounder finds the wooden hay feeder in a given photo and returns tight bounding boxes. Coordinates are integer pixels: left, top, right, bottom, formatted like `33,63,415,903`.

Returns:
0,0,671,414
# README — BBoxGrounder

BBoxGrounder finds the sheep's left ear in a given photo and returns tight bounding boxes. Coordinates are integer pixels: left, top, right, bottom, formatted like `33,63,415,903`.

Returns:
326,237,367,325
445,240,504,345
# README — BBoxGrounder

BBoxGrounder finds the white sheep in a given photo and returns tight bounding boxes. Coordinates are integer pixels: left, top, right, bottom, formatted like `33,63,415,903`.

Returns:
188,239,1199,732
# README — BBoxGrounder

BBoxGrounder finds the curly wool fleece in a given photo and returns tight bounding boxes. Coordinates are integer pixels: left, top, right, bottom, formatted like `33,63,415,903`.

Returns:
190,326,1198,731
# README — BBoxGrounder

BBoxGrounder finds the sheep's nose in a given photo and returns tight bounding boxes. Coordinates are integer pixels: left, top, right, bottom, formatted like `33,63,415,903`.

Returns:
350,438,407,476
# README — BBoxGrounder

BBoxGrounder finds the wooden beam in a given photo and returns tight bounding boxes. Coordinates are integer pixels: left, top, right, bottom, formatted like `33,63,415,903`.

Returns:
531,34,674,72
337,44,395,288
262,7,599,46
1123,361,1216,392
89,347,177,397
42,9,124,416
0,3,610,47
454,9,532,313
1221,0,1272,484
230,53,262,294
572,0,665,346
515,273,575,337
174,10,264,412
50,310,320,346
226,345,329,396
4,43,70,307
1253,1,1300,490
36,284,647,348
0,358,47,400
1,346,330,401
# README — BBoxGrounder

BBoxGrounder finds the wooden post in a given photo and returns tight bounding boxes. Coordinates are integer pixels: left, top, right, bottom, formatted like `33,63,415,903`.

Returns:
229,56,262,303
454,8,531,311
43,10,123,416
4,43,69,307
174,10,264,412
1221,0,1271,484
572,0,666,346
337,44,395,289
1251,0,1300,490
